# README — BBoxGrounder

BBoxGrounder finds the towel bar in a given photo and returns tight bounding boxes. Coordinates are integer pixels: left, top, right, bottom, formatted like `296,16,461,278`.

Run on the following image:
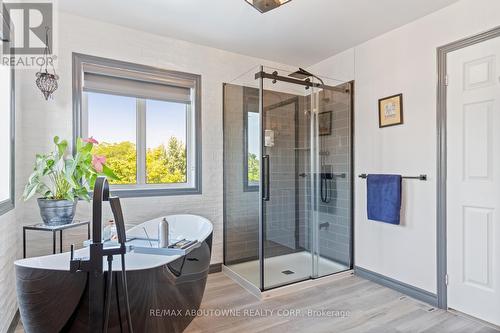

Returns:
358,174,427,181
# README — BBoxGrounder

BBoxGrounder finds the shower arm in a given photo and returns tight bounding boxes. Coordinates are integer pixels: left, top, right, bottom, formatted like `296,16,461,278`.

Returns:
298,68,325,87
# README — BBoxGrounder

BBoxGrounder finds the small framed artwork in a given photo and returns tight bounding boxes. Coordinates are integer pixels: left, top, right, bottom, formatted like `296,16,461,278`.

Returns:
318,111,332,136
378,93,403,128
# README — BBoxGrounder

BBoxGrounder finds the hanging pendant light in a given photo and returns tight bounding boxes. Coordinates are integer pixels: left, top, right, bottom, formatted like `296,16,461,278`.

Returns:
36,26,59,100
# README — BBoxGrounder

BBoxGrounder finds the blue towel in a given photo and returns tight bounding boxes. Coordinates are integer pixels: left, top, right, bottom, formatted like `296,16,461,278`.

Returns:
367,174,402,225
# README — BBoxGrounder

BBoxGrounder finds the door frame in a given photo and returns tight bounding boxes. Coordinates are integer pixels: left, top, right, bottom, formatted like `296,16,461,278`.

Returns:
436,25,500,309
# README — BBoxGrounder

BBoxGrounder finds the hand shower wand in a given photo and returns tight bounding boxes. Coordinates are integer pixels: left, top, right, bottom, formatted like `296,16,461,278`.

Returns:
108,196,133,333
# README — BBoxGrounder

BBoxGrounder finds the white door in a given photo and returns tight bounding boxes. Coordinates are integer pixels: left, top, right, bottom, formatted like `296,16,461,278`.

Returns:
447,35,500,326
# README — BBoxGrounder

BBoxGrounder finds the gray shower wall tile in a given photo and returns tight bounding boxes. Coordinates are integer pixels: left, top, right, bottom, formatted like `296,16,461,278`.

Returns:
224,84,260,264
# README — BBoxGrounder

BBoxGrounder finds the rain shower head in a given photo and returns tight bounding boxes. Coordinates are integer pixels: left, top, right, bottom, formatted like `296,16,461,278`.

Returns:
289,68,313,80
289,68,325,87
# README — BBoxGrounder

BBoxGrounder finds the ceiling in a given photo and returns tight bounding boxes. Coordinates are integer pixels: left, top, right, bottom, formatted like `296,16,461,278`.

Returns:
59,0,459,66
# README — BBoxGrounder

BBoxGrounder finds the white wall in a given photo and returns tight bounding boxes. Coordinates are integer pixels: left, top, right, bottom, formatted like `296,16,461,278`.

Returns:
17,11,296,264
310,0,500,293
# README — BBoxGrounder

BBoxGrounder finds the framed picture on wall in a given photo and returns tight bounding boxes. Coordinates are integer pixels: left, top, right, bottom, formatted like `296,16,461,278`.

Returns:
378,93,403,128
318,111,332,136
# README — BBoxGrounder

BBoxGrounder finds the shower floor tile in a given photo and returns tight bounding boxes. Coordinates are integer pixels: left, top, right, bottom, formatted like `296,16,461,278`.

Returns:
227,251,348,289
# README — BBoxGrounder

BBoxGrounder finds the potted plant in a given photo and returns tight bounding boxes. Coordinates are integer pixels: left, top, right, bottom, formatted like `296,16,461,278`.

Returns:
23,136,118,226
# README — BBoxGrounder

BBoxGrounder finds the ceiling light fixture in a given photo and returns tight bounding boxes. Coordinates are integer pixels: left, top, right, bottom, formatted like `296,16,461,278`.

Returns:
245,0,291,13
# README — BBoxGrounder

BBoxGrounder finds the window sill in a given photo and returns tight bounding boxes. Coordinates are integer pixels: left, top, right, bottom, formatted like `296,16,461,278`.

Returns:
109,187,202,198
0,200,14,217
243,186,259,193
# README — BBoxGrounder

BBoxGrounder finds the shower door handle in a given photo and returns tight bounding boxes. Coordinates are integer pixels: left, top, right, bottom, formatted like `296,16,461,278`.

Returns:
263,155,270,201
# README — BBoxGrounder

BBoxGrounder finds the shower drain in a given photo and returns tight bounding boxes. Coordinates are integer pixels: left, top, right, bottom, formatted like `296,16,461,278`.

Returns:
281,270,295,275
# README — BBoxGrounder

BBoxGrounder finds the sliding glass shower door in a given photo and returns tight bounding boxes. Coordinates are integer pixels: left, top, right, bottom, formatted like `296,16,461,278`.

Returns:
223,66,352,291
261,77,309,289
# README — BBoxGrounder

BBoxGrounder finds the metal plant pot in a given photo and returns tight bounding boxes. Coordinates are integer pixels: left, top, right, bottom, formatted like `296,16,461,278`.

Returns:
37,198,77,226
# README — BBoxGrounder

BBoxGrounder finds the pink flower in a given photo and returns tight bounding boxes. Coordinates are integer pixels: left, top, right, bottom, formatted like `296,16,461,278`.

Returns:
83,137,99,144
92,155,106,173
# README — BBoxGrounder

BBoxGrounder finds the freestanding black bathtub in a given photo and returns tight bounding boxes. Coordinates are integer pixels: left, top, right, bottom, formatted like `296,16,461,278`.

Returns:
15,214,213,333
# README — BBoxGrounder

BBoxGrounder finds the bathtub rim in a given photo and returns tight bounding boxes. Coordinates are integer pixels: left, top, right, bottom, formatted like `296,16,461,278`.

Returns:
15,214,213,272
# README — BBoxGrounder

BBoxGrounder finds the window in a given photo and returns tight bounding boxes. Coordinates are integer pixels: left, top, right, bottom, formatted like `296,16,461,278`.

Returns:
87,93,137,185
243,87,259,191
73,53,201,197
0,27,15,215
246,112,259,186
146,100,188,184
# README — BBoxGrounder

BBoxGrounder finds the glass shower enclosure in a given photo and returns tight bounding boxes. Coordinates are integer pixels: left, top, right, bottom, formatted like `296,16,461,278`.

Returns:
223,66,352,292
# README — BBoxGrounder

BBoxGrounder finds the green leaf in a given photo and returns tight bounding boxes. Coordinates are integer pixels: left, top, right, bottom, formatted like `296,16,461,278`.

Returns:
37,184,51,198
28,172,39,183
80,142,93,154
88,173,97,190
64,158,77,179
57,139,68,158
101,164,120,181
63,192,76,202
79,191,91,202
22,183,38,201
45,158,55,169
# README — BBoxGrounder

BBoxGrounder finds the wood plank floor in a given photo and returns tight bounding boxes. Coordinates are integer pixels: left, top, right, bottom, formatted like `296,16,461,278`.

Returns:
184,272,500,333
15,272,500,333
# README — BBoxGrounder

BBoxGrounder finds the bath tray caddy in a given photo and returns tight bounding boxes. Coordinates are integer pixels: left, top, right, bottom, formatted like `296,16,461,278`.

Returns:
130,238,201,256
83,238,201,256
